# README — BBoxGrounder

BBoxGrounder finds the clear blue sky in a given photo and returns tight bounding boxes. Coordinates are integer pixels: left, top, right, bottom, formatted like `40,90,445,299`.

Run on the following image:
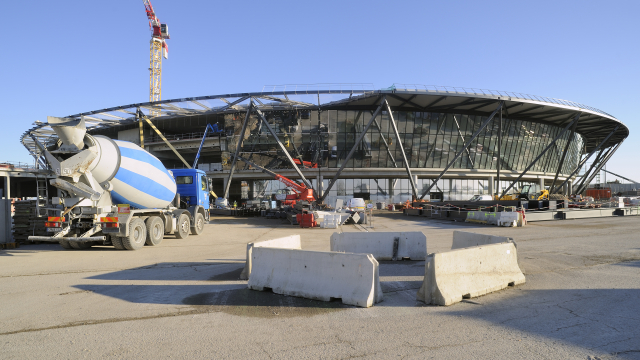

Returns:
1,0,638,181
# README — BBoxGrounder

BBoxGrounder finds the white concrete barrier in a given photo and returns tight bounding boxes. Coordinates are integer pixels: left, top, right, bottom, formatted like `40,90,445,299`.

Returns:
330,232,427,260
248,247,383,307
417,242,525,306
239,235,301,280
466,211,522,227
451,230,515,250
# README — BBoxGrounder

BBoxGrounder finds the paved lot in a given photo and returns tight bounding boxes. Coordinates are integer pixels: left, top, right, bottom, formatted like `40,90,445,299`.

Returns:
1,212,639,359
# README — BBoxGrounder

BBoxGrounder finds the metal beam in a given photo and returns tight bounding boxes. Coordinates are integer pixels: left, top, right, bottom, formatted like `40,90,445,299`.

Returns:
385,99,418,199
191,100,210,110
319,96,386,203
371,111,398,168
452,115,474,168
138,109,191,168
395,94,417,108
223,102,253,199
573,147,609,193
423,114,447,166
552,125,620,194
575,141,623,194
419,101,504,200
253,105,312,189
601,168,639,185
219,96,249,111
499,115,580,199
496,106,502,196
256,95,313,107
388,94,423,110
549,113,581,193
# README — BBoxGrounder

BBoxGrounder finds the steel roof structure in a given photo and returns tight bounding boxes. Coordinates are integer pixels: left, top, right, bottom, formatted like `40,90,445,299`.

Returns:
21,84,627,169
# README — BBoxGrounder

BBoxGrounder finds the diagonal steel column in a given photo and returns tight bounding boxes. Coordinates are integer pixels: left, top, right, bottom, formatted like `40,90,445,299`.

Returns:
254,105,312,189
500,115,580,199
424,114,447,166
575,141,624,194
419,101,503,200
224,101,253,199
319,96,386,203
572,147,607,194
453,115,474,168
552,125,620,194
371,112,398,168
574,148,611,194
385,99,418,199
549,113,581,193
496,106,502,196
572,142,613,194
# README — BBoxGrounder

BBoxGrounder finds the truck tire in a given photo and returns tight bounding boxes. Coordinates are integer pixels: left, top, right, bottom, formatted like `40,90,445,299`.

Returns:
122,218,147,250
70,241,92,250
175,213,190,239
191,213,205,235
145,216,164,246
59,240,73,250
111,236,125,250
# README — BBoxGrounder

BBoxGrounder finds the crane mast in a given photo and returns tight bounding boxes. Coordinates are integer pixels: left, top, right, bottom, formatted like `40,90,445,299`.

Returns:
142,0,170,113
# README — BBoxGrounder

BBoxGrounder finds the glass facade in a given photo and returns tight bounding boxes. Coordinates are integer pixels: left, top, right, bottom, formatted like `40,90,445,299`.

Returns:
220,109,584,204
254,178,541,204
226,109,584,175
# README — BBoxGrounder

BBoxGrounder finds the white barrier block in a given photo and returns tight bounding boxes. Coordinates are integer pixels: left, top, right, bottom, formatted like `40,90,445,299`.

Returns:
497,212,519,227
330,232,427,260
417,242,525,306
248,247,383,307
451,230,515,250
239,235,301,280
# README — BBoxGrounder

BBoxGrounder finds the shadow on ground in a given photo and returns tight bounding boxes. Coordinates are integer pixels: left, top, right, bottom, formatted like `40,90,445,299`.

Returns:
441,285,640,359
86,262,245,281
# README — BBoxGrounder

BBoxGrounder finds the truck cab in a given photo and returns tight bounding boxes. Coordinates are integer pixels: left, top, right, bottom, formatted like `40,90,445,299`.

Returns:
170,169,210,210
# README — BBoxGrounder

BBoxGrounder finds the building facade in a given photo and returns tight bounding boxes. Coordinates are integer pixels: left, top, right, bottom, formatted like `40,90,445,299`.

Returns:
21,85,628,205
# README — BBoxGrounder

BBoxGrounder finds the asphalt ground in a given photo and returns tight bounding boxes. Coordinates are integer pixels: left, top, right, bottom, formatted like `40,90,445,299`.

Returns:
1,212,639,359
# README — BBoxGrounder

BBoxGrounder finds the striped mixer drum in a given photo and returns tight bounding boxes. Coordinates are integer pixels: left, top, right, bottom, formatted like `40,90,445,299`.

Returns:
89,135,177,209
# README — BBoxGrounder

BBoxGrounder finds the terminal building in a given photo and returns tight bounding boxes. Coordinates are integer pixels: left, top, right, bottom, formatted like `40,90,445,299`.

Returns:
19,84,629,205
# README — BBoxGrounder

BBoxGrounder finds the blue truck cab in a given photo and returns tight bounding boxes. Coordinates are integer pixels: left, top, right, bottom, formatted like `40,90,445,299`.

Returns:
170,168,210,210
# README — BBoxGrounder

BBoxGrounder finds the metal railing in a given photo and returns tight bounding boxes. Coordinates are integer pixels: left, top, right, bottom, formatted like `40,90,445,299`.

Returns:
391,84,615,119
261,83,376,94
144,131,225,144
0,161,41,171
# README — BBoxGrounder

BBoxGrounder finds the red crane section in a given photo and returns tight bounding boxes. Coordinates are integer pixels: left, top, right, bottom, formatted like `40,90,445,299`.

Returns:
235,156,316,204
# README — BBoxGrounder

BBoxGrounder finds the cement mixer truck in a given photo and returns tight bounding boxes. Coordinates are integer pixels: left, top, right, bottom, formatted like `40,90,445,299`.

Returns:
28,116,211,250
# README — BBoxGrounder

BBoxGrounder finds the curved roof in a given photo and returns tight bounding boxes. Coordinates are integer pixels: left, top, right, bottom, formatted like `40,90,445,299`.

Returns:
21,84,627,160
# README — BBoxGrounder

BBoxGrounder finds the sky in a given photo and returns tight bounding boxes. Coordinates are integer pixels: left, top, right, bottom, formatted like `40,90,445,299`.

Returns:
1,0,638,182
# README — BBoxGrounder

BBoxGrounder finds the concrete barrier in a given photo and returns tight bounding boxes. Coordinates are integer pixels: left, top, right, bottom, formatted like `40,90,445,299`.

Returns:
451,230,515,250
417,242,525,306
330,232,427,260
239,235,301,280
465,211,522,227
248,247,383,307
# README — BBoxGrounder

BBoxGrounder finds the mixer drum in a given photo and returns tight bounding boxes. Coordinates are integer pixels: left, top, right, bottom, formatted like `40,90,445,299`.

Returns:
90,136,177,209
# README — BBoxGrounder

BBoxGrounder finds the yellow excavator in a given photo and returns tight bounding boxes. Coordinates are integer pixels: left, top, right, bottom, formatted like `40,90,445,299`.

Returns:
496,184,551,201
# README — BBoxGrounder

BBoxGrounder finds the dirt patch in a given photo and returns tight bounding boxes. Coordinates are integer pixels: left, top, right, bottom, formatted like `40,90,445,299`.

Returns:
182,288,349,318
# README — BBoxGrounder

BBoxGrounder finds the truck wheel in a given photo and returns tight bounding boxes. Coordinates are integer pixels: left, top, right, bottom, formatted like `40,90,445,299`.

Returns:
175,213,190,239
122,218,147,250
59,240,73,250
111,236,125,250
70,241,92,250
191,213,205,235
145,216,164,246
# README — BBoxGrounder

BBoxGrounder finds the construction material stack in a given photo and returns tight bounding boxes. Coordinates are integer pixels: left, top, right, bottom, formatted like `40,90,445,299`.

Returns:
12,200,47,244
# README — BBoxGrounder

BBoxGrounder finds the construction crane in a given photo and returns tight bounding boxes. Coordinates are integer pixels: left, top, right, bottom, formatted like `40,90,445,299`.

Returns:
235,155,315,206
142,0,170,108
